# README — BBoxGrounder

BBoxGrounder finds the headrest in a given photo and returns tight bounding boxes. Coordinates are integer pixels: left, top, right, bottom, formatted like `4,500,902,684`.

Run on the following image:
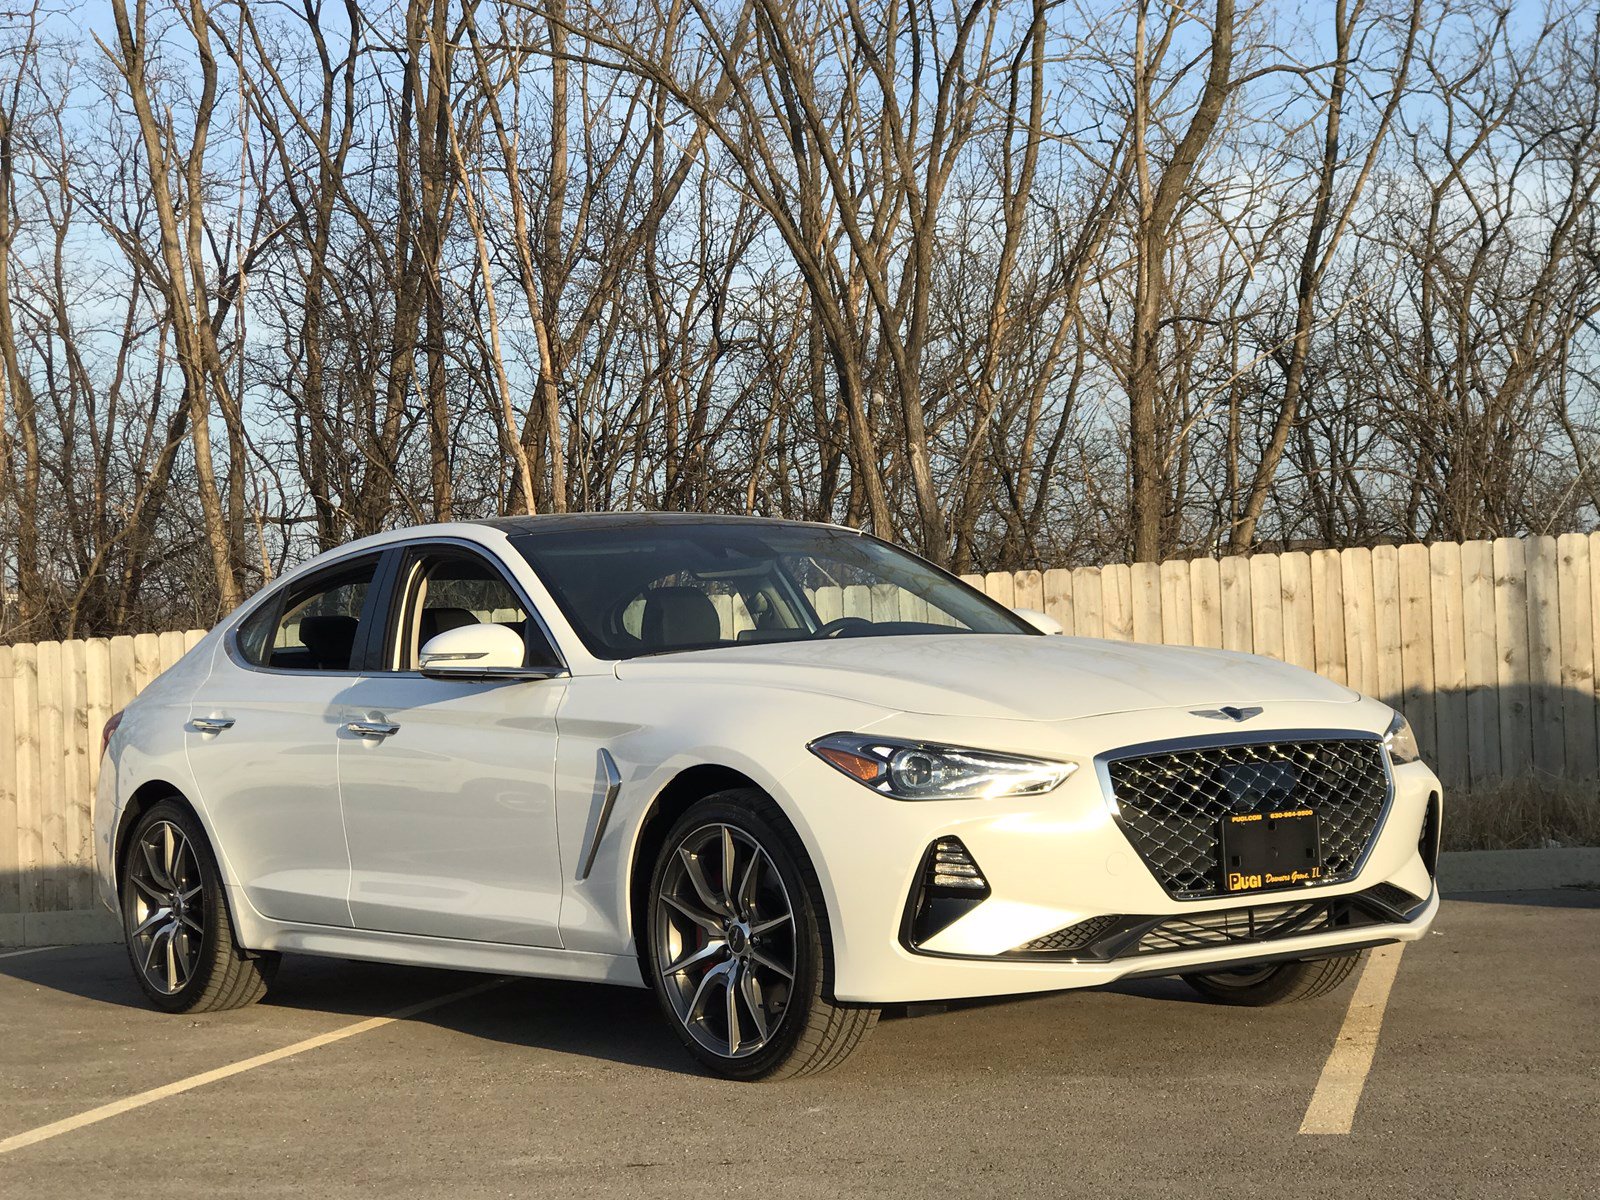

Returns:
640,587,721,649
297,614,359,669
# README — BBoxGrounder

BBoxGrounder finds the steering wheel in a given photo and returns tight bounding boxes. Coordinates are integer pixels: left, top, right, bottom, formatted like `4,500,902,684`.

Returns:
815,616,873,639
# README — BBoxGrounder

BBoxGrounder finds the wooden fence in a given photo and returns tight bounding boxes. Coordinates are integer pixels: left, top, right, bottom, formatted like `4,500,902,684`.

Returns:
956,534,1600,792
2,533,1598,941
0,629,206,944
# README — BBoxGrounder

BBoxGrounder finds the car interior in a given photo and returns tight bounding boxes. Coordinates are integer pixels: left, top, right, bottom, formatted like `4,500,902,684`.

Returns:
258,566,375,671
399,553,543,670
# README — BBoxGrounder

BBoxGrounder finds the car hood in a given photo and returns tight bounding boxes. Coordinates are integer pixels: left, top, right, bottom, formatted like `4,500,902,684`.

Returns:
611,634,1358,721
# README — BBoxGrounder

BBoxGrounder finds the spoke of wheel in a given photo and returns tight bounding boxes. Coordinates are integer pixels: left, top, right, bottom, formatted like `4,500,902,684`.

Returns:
142,924,169,978
750,913,791,936
679,848,731,918
719,826,737,914
178,912,204,934
737,850,761,920
162,825,179,887
179,884,203,904
685,960,727,1025
738,964,769,1044
131,875,167,905
662,892,722,935
724,968,741,1056
131,907,169,939
141,837,171,892
175,927,194,983
661,940,725,978
165,935,179,991
749,947,793,980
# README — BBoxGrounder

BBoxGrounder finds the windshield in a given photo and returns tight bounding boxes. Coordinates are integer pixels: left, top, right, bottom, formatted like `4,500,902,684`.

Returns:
508,522,1034,659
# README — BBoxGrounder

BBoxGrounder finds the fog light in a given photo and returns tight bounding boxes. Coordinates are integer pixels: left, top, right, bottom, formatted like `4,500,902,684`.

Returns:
903,837,991,948
930,840,988,889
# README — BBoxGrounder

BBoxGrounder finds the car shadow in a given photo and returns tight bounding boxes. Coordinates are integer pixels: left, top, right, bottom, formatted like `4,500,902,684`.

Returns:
0,946,702,1076
4,943,1216,1075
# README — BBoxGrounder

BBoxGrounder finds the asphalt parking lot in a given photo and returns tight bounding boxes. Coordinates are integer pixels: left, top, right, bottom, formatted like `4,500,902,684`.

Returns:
2,890,1595,1199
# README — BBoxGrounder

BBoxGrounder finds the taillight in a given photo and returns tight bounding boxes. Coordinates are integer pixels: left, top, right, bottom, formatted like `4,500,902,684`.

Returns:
101,710,124,758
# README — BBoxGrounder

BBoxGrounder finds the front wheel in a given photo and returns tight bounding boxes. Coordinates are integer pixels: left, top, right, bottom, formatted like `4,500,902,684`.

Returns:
120,799,278,1013
1182,951,1365,1007
646,790,878,1080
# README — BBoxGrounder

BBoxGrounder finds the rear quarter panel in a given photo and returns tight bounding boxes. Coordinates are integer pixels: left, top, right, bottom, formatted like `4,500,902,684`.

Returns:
95,629,225,912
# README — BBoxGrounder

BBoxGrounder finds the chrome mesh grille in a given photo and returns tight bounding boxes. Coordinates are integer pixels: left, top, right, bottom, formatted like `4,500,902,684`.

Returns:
1105,738,1391,899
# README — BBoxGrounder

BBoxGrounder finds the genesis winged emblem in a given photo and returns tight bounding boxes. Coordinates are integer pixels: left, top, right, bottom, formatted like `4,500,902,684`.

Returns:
1190,705,1264,723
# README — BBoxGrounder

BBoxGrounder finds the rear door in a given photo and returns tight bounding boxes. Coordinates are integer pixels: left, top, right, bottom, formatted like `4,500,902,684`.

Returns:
186,554,386,927
335,540,567,947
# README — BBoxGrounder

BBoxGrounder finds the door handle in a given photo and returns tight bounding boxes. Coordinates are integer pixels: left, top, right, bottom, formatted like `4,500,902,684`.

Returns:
345,719,400,740
191,717,235,734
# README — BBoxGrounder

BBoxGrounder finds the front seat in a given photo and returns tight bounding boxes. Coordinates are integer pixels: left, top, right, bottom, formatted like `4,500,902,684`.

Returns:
640,587,721,650
298,614,360,670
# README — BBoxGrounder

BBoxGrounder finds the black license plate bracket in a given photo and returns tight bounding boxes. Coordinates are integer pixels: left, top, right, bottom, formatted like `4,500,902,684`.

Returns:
1219,808,1323,893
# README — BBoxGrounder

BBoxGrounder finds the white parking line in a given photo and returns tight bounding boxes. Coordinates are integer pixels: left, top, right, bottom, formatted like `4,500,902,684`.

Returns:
0,977,503,1156
1299,943,1406,1135
0,946,59,960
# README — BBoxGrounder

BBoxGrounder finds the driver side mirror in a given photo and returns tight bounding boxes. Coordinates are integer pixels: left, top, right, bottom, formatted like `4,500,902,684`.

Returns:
1013,607,1064,635
419,623,565,681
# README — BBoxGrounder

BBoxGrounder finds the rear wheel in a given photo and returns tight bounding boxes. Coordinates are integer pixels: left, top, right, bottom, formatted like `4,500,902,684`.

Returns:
646,790,877,1080
1181,951,1365,1006
120,799,278,1013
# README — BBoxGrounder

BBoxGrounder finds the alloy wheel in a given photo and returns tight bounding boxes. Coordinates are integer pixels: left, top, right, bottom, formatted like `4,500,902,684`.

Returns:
125,819,205,995
653,822,797,1060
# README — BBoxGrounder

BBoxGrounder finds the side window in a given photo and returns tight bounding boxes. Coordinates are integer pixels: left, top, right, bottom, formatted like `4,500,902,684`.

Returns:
235,598,278,666
393,548,558,671
244,560,377,671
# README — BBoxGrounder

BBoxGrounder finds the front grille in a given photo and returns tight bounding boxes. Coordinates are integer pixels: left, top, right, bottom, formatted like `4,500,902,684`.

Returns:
1105,738,1391,899
1005,884,1418,962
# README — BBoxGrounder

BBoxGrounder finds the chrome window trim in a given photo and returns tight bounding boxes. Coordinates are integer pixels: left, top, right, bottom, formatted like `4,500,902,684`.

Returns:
1093,728,1395,904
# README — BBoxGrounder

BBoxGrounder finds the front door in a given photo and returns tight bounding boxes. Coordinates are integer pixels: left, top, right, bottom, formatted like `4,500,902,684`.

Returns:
336,542,567,947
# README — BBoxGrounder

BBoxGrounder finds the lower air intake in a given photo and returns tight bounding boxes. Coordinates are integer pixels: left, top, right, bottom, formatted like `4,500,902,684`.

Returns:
1006,883,1421,962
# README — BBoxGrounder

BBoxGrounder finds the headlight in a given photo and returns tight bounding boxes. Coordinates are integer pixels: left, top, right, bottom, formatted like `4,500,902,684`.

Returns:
1384,711,1422,765
808,733,1077,800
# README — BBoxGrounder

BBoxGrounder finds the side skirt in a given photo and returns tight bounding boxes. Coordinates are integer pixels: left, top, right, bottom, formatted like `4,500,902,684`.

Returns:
257,923,647,988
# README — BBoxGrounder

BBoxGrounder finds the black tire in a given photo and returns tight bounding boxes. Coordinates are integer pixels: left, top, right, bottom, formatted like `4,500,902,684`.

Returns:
119,799,279,1013
645,789,878,1081
1182,951,1365,1007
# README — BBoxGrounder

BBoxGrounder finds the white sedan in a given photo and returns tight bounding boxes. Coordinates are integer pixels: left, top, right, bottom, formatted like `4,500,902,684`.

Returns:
95,515,1442,1080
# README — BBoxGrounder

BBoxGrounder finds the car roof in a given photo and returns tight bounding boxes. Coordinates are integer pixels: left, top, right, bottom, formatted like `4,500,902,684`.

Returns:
471,512,857,537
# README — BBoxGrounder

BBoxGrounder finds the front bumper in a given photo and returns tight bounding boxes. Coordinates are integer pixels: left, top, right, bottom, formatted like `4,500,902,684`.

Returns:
785,701,1442,1004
